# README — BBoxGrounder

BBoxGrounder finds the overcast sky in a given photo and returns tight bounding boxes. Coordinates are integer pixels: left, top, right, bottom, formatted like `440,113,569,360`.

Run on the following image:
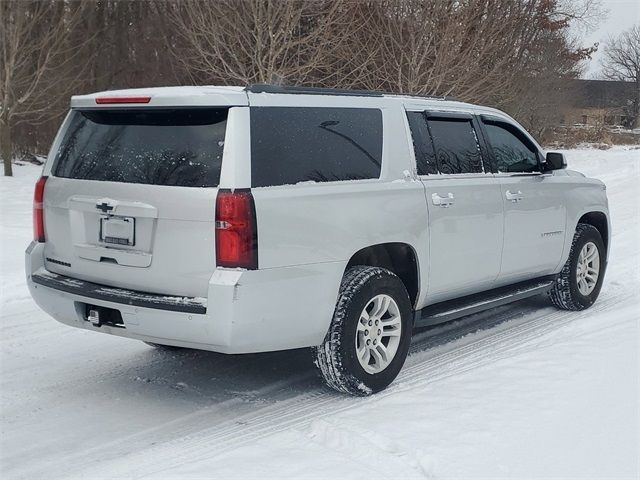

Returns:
581,0,639,78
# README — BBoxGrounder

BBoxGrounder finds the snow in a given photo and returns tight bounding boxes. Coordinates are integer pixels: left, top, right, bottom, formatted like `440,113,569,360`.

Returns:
1,146,639,479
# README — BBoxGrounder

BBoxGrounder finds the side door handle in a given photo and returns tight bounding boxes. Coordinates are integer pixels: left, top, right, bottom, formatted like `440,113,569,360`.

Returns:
505,190,524,202
432,192,455,207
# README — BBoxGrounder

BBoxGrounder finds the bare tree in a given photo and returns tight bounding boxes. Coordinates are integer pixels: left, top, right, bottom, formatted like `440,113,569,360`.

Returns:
168,0,595,113
328,0,543,101
326,0,595,125
169,0,344,85
0,1,87,176
78,1,181,90
602,24,640,128
1,0,605,161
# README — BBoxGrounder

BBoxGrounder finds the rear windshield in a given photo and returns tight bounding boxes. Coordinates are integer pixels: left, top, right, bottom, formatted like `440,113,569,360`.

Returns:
53,108,228,187
250,107,382,187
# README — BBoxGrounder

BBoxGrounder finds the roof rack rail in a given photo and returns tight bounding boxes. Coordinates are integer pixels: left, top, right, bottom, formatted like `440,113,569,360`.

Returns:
245,84,458,101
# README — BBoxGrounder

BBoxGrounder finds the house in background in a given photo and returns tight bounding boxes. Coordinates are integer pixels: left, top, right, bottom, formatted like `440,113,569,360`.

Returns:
560,79,635,128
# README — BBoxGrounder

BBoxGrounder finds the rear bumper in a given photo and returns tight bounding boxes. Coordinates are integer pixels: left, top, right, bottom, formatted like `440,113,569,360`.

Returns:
26,242,344,353
31,271,206,314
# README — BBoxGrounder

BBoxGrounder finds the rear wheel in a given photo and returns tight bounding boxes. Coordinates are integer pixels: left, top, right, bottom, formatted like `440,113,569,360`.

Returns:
550,223,606,310
313,266,412,396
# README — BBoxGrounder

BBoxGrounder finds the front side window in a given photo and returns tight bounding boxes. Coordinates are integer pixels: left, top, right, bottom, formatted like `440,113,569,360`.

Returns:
483,121,539,173
250,107,382,187
54,108,228,187
426,118,483,174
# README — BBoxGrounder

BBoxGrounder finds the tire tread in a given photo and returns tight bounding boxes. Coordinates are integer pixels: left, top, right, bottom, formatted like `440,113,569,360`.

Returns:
549,223,601,311
313,266,399,396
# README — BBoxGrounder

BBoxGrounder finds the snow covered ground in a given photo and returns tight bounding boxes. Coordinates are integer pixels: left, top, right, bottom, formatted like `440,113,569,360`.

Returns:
1,147,638,479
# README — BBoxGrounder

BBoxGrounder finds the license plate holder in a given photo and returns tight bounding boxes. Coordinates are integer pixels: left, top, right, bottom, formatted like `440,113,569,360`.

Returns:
100,215,135,246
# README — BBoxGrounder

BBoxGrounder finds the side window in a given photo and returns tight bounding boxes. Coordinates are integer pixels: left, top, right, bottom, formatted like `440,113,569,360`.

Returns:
483,121,539,173
406,111,438,175
426,118,483,174
250,107,382,187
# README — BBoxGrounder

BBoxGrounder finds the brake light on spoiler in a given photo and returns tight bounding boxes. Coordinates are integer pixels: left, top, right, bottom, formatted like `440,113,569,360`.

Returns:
215,190,258,269
95,96,151,104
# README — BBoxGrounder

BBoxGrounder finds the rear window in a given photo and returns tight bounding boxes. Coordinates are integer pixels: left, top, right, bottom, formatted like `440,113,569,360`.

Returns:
53,108,228,187
250,107,382,187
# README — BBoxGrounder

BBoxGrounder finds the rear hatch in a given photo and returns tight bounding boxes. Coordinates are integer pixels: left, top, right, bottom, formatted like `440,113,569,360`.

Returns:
43,106,229,298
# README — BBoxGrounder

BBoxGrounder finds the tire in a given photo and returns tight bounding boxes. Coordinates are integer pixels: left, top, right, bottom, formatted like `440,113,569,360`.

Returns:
313,266,413,396
549,223,606,311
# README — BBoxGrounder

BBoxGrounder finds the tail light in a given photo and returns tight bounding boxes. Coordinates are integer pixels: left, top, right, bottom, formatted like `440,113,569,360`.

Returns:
215,189,258,269
33,176,48,242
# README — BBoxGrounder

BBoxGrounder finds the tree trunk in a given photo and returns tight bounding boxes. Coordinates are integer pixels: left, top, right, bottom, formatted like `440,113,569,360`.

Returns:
1,121,13,177
633,80,640,130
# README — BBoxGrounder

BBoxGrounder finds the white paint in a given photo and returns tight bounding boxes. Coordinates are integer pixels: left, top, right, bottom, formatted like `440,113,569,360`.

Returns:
26,88,611,354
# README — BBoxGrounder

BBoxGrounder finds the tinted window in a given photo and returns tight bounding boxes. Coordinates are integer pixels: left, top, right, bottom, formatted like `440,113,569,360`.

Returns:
483,121,539,173
54,109,228,187
427,118,483,174
406,112,437,175
250,107,382,187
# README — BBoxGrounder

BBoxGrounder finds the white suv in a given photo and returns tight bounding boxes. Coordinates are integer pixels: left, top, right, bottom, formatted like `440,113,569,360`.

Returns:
26,85,610,395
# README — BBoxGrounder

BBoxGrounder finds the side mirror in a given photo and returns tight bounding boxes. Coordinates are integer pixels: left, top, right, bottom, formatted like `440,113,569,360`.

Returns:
544,152,567,171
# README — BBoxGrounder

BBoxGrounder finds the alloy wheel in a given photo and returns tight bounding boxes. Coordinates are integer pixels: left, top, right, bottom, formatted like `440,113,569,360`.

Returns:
355,294,402,374
576,241,600,296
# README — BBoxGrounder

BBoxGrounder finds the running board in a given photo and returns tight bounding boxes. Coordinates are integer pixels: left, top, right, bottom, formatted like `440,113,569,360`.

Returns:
414,277,555,328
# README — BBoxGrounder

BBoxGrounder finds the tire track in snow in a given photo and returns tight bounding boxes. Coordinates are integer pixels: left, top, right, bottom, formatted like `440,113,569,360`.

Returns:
52,286,633,480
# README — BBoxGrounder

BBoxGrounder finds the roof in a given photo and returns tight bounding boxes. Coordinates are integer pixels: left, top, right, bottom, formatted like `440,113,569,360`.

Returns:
66,83,539,152
68,83,512,125
71,84,468,108
71,86,249,108
245,84,459,101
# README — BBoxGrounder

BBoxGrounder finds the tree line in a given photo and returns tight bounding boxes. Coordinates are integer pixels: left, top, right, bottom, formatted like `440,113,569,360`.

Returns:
1,0,603,176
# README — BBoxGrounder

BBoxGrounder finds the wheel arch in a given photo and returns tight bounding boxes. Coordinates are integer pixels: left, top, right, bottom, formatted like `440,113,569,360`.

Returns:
578,211,609,256
346,242,420,308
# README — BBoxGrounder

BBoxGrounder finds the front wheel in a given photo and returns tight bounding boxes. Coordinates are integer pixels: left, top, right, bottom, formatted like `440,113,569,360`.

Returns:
550,223,606,310
313,266,413,396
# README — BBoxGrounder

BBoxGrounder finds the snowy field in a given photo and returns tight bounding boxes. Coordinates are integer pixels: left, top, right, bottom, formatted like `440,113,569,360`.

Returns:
1,147,638,479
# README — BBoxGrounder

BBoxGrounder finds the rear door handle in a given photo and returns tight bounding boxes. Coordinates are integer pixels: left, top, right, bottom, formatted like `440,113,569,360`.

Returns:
432,192,455,207
505,190,524,202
